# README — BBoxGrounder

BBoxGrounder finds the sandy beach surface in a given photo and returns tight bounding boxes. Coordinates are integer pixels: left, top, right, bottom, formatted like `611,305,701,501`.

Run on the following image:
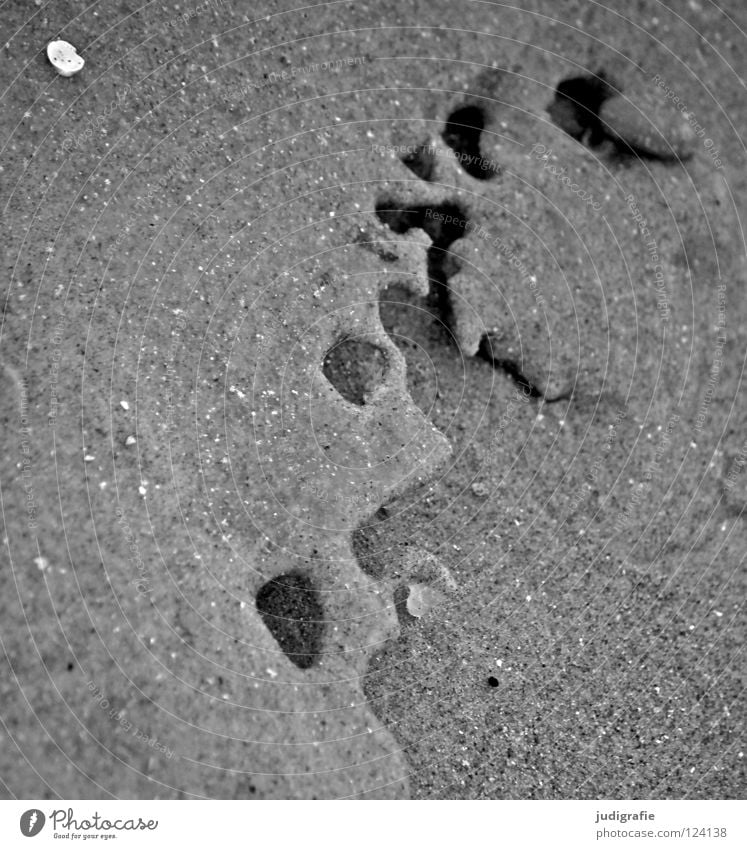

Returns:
1,0,745,799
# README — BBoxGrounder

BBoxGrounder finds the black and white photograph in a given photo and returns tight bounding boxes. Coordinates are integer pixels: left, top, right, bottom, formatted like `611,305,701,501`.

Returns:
1,0,745,843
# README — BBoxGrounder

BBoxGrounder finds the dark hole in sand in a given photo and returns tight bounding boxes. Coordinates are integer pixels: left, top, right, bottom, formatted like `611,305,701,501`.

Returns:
442,105,500,179
255,572,324,669
547,72,613,144
323,337,387,405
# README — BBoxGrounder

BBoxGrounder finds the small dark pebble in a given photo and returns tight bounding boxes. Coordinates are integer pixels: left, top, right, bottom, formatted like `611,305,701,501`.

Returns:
487,675,499,687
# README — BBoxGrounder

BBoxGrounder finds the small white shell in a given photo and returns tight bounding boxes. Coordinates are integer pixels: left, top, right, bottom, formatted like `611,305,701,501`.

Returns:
47,40,85,77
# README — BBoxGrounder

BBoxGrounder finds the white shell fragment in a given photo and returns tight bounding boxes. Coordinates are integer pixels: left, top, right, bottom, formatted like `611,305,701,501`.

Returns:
47,40,85,77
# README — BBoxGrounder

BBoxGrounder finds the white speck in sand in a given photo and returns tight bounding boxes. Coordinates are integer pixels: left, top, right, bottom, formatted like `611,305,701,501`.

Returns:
126,436,136,446
34,556,49,571
84,454,95,462
120,400,130,410
266,668,278,679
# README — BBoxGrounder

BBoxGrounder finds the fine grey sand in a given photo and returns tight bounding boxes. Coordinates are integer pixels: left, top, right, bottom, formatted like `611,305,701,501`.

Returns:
1,0,745,799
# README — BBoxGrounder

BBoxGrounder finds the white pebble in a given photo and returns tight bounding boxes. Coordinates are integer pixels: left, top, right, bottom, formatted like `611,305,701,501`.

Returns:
47,40,84,77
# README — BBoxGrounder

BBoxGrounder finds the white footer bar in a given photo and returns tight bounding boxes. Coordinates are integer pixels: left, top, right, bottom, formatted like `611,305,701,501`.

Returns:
2,800,745,848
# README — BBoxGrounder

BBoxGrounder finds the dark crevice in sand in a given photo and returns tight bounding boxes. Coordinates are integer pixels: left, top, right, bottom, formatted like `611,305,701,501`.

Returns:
548,71,691,163
441,105,500,179
477,335,543,398
375,199,468,335
375,199,543,394
375,200,468,245
322,336,387,405
255,572,324,669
